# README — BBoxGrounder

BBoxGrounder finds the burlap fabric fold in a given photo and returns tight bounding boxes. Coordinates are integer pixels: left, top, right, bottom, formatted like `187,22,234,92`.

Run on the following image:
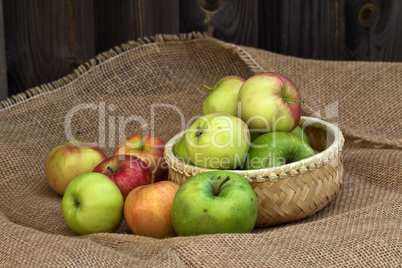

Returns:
0,32,401,267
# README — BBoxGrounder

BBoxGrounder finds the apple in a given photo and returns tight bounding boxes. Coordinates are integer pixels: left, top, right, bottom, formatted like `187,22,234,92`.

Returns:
202,75,245,116
61,172,124,235
243,132,315,170
185,112,250,169
92,155,152,199
173,134,191,164
238,72,302,133
114,131,168,182
291,125,311,146
45,133,107,195
124,177,180,238
172,170,258,236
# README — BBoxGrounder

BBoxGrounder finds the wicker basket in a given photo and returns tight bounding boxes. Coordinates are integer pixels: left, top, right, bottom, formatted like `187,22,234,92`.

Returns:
164,116,345,227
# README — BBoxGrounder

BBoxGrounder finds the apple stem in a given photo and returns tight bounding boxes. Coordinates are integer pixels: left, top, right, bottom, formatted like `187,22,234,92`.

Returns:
151,165,158,184
195,127,203,138
202,85,213,91
107,166,115,174
215,176,230,196
283,98,304,104
138,130,146,151
75,132,80,147
74,197,80,208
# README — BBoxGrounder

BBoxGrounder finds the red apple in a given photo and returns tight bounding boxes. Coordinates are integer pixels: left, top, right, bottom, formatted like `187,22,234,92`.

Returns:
124,179,180,238
238,72,302,133
45,134,107,195
92,155,152,199
113,132,168,182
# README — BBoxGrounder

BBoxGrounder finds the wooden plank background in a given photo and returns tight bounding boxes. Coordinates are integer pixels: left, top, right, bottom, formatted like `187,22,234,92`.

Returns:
0,0,6,100
0,0,401,100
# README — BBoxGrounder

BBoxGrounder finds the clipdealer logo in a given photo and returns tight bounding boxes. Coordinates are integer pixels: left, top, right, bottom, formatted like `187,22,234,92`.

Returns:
63,102,198,148
63,100,340,155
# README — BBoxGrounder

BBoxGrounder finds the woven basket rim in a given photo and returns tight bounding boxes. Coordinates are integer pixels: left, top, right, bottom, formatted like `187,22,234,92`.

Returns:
164,116,345,183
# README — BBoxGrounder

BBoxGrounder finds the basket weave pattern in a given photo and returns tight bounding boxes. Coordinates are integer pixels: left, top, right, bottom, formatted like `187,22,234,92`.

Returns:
165,116,345,227
252,155,343,226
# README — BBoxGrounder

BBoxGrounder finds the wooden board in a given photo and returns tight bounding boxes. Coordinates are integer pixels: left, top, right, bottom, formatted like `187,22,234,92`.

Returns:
257,0,402,61
180,0,258,47
258,0,346,60
344,0,402,61
143,0,179,37
0,0,6,100
3,0,96,96
94,0,179,54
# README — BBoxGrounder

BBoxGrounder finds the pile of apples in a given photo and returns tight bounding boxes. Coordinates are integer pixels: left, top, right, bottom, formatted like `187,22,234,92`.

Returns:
45,72,316,238
45,132,180,238
174,72,315,171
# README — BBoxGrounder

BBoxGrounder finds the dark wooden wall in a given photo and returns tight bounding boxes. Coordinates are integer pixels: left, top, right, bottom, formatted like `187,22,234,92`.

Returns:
1,0,401,101
0,0,6,100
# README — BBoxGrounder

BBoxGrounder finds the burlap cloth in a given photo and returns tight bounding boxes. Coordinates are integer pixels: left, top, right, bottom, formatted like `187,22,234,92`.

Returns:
0,32,401,267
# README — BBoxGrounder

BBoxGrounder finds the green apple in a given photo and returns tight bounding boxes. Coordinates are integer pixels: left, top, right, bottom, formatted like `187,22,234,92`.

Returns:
244,132,315,170
238,72,302,133
291,125,311,146
173,134,191,164
172,170,258,236
61,173,124,235
202,76,245,116
185,112,250,169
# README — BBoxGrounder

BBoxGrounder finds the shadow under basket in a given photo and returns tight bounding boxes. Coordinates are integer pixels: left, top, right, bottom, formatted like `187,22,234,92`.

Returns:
164,116,345,228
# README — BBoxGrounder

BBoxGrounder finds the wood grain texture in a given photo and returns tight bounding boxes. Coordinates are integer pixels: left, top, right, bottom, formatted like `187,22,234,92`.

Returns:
258,0,346,60
180,0,207,34
143,0,179,37
0,0,7,100
95,0,143,54
345,0,402,61
95,0,179,54
3,0,96,96
180,0,258,47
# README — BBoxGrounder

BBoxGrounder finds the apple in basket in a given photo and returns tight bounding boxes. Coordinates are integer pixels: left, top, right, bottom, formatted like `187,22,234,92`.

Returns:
202,75,245,116
173,135,191,164
243,132,315,170
249,126,308,146
291,125,311,146
124,173,180,239
61,172,124,235
172,170,258,236
92,155,152,199
113,131,168,182
45,133,107,195
238,72,302,133
185,112,250,169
